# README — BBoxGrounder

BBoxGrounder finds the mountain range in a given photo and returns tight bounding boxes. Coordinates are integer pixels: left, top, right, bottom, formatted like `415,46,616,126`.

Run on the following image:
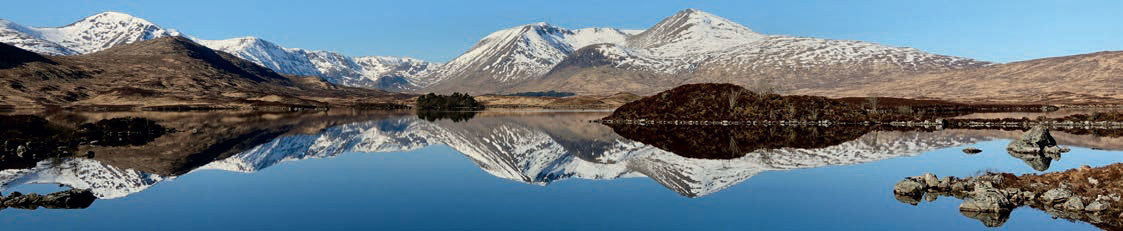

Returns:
3,9,1121,103
0,36,405,108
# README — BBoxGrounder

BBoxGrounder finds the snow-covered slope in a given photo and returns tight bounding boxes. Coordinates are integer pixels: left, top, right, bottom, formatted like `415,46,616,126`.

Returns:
423,23,638,93
197,37,438,91
0,12,180,55
627,8,765,56
517,9,990,95
422,8,989,94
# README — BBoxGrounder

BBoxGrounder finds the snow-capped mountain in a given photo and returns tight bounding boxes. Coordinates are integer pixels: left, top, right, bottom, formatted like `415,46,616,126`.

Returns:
2,9,992,95
0,12,437,91
0,12,180,55
517,9,991,95
422,23,639,93
197,37,438,91
627,8,765,56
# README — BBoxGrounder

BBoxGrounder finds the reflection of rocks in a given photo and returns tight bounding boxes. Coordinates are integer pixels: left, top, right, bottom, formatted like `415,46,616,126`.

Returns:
892,168,1123,229
1005,126,1071,171
1,115,169,170
1007,150,1058,171
1,189,96,210
959,210,1011,227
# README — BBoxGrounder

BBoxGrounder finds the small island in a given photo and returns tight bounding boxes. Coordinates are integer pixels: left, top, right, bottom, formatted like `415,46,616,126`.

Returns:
415,92,485,110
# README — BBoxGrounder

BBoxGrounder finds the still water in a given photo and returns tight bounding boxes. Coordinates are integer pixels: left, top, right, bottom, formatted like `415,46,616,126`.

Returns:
2,111,1122,230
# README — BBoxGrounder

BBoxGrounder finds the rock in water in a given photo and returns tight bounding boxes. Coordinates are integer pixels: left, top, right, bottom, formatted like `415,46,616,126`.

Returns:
922,173,940,188
959,184,1013,213
1007,126,1058,153
962,147,983,154
893,177,926,196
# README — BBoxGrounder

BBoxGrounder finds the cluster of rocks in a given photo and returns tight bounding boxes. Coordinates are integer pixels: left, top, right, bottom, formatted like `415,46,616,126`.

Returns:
893,172,1122,228
0,189,96,210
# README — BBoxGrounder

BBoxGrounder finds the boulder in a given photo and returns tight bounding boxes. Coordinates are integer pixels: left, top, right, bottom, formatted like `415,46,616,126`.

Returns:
960,184,1013,213
922,173,940,188
1007,126,1058,154
1064,197,1085,211
1086,199,1110,212
894,177,926,196
1042,188,1073,204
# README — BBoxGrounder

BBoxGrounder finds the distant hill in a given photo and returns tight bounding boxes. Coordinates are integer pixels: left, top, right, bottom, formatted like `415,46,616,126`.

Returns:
798,51,1123,104
0,37,406,109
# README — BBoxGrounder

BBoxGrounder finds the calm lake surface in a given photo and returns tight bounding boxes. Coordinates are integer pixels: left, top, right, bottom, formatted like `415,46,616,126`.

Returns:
2,110,1122,230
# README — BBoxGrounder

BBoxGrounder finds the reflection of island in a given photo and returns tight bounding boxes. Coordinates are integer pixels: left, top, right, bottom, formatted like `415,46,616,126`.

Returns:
607,125,871,159
3,111,1001,202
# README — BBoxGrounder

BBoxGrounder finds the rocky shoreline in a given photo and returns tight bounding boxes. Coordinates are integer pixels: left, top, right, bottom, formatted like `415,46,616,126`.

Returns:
892,126,1123,228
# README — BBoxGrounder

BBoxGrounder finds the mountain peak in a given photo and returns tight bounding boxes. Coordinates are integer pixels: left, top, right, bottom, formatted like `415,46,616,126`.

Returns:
72,11,158,27
627,9,764,54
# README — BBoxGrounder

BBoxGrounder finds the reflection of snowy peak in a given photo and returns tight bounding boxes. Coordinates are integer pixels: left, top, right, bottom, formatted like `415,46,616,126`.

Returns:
200,116,990,197
0,158,162,199
0,115,994,200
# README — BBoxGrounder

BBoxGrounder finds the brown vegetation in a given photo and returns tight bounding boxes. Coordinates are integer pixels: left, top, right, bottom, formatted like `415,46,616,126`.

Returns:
0,37,411,110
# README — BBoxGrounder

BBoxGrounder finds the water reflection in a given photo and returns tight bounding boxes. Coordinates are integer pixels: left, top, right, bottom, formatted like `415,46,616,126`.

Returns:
1,111,1122,208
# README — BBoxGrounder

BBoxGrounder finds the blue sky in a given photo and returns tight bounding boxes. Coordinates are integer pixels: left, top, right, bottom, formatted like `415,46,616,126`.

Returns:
2,0,1120,63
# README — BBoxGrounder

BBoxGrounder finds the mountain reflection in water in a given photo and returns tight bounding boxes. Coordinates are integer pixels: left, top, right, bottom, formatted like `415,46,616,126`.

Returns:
1,111,1122,209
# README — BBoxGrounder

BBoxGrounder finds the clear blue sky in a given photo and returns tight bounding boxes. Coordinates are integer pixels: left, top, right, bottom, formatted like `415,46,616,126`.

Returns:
2,0,1120,63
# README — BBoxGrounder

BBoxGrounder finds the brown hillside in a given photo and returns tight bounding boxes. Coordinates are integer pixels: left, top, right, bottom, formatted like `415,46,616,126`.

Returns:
0,37,408,109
